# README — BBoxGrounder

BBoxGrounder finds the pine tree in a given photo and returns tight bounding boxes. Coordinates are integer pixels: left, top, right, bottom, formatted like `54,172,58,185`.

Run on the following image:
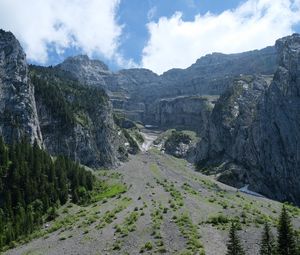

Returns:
0,136,94,249
226,222,245,255
277,205,297,255
260,222,276,255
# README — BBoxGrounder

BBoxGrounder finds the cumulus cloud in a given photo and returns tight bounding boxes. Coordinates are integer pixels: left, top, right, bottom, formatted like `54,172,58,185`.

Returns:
142,0,300,74
0,0,134,66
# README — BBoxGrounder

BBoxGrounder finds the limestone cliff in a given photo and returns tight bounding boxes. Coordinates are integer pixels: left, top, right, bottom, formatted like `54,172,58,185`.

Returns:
196,34,300,205
31,66,128,167
0,30,42,145
145,95,216,134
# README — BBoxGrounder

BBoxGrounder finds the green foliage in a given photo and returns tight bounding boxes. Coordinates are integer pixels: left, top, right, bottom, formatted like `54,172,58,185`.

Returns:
30,66,108,130
144,241,153,250
90,182,126,203
207,214,230,226
277,206,297,255
0,137,95,250
260,223,276,255
226,222,245,255
176,213,204,254
164,130,191,157
122,129,139,154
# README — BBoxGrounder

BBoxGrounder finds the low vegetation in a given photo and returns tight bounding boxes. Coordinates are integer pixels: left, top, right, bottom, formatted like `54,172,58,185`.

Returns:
175,213,205,254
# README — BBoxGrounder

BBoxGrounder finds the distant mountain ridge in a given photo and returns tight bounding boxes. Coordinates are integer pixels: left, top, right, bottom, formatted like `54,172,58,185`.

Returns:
56,43,277,125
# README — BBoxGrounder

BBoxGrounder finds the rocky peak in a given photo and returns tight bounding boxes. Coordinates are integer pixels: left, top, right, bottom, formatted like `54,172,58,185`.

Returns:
118,68,158,82
0,29,42,145
60,54,109,71
57,54,111,88
276,33,300,70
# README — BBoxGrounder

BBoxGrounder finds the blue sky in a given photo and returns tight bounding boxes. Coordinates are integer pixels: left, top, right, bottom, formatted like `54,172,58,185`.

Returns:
117,0,243,64
1,0,300,74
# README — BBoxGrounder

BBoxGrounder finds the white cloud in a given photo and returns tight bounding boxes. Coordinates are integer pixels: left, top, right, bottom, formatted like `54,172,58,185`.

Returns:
142,0,300,74
0,0,133,66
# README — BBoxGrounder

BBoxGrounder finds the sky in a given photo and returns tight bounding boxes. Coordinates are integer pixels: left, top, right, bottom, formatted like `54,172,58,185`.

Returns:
1,0,300,74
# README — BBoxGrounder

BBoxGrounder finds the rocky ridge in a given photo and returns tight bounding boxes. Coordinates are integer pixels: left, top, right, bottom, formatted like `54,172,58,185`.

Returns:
56,46,277,126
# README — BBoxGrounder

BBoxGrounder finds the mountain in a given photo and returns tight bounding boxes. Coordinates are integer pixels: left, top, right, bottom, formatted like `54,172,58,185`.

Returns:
55,45,277,128
1,29,300,255
0,29,42,145
0,30,131,168
195,34,300,205
31,66,129,167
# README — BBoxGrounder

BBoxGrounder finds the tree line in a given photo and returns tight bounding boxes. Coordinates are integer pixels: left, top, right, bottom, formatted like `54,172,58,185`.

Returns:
0,137,95,249
226,205,300,255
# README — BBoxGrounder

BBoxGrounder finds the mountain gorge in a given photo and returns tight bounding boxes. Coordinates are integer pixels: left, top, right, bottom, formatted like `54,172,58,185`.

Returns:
0,28,300,255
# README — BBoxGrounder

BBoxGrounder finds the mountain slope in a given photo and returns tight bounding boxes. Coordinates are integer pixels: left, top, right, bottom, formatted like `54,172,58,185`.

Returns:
4,141,300,255
31,66,129,167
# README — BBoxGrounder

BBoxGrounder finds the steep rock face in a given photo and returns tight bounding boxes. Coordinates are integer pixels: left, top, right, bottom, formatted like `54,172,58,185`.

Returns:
57,55,112,89
141,46,277,104
0,30,42,145
146,96,216,134
241,34,300,204
56,47,277,125
196,34,300,205
31,66,128,167
196,75,272,170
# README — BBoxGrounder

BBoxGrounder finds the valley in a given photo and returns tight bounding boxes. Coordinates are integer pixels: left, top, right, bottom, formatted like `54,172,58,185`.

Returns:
5,130,300,255
0,28,300,255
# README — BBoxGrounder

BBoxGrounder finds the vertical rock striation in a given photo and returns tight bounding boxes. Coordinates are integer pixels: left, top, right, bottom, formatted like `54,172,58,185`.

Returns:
196,34,300,205
0,29,42,145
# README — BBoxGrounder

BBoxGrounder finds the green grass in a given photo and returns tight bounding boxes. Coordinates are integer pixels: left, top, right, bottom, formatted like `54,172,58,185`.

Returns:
114,211,141,236
91,182,127,202
176,213,205,254
182,183,199,196
156,178,184,210
149,163,161,177
96,199,130,230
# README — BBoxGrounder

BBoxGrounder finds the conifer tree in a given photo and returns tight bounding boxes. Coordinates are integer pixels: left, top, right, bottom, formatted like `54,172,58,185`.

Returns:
260,222,276,255
277,206,297,255
226,222,245,255
0,136,94,249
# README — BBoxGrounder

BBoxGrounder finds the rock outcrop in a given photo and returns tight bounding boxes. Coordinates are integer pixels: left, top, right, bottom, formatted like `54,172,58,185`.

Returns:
242,34,300,204
0,30,42,145
196,34,300,205
145,95,216,134
57,55,111,89
31,66,128,167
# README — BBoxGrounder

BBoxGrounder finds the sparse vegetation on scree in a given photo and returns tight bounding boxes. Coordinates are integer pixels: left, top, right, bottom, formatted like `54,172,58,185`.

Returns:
2,134,300,255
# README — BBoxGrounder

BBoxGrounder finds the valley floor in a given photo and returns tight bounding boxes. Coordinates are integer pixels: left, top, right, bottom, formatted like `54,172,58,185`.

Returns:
5,130,300,255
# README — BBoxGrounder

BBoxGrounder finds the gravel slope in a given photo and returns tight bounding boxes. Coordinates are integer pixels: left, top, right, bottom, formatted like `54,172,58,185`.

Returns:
5,130,300,255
